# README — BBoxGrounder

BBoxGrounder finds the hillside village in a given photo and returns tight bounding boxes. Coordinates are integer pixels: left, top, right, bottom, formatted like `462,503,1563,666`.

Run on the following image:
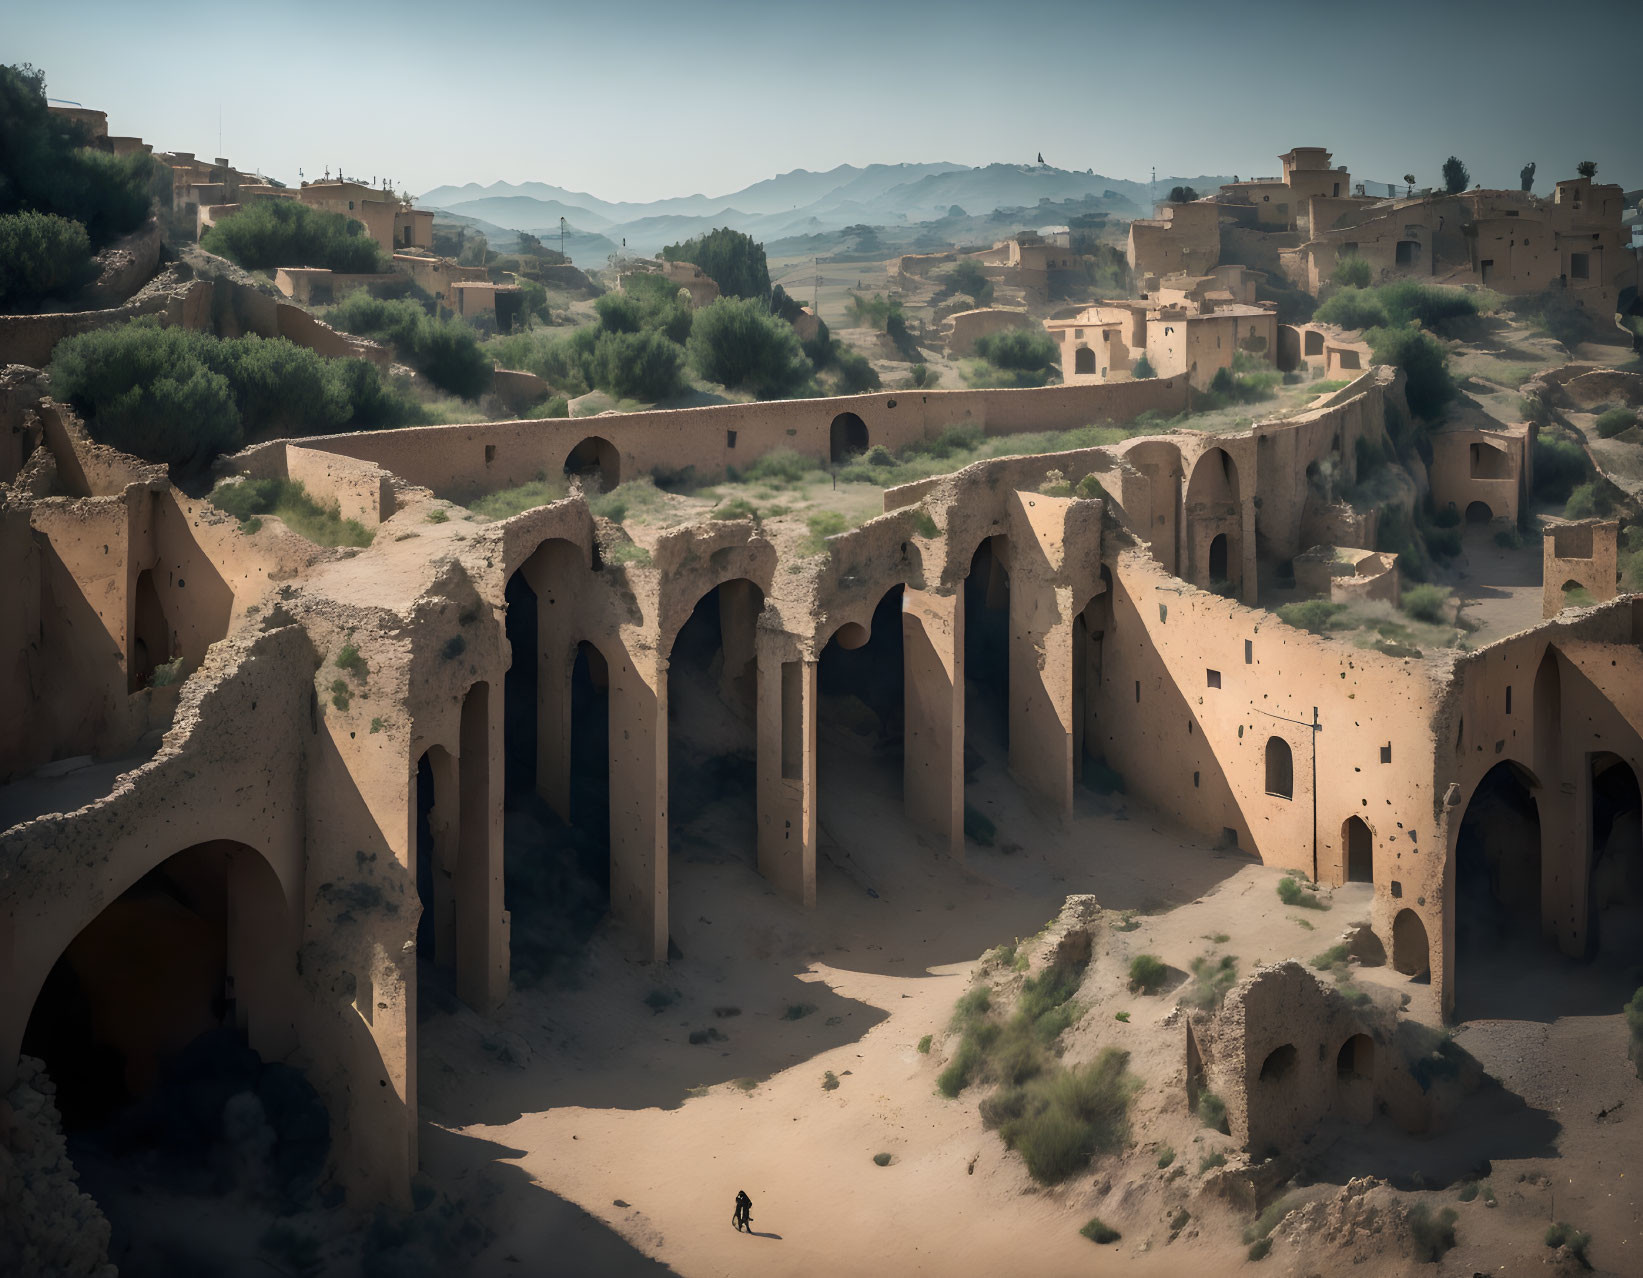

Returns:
5,56,1643,1278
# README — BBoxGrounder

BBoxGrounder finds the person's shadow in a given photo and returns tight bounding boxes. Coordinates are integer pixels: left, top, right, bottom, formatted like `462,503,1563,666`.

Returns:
746,1231,782,1240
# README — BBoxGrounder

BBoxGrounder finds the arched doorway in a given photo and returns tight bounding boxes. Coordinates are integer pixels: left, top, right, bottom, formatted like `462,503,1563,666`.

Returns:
415,745,458,969
502,544,613,981
20,842,324,1256
130,568,171,691
668,580,765,873
564,436,619,491
1589,752,1643,961
1454,760,1542,1011
1074,346,1096,375
817,587,906,866
1073,570,1113,788
1391,908,1429,977
1208,533,1229,583
1344,816,1373,883
1185,447,1241,593
1464,501,1493,524
829,412,869,463
963,538,1011,822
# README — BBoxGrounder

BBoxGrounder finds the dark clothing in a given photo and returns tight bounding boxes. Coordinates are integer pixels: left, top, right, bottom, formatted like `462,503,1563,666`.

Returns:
733,1191,752,1232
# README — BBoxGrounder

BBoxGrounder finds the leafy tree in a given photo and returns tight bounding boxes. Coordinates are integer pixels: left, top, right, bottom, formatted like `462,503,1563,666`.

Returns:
833,346,880,394
1131,353,1156,379
950,259,992,304
1366,324,1453,421
49,319,418,468
589,328,685,402
1168,185,1199,203
1576,159,1597,180
1332,254,1371,289
0,210,94,310
1315,287,1390,330
602,272,691,344
687,296,812,398
202,199,388,274
1520,161,1536,192
662,226,770,301
458,233,493,267
0,63,155,246
971,330,1059,387
1441,156,1469,195
328,294,491,399
769,283,805,323
1403,173,1416,197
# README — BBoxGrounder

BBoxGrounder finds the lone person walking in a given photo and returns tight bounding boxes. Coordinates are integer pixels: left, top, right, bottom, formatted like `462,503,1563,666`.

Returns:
732,1189,753,1232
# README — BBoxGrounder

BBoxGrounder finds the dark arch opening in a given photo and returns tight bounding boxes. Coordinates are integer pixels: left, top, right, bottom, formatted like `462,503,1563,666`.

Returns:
1336,1033,1373,1080
817,587,907,861
1073,579,1114,788
1464,500,1493,524
668,580,765,880
130,568,172,691
1391,907,1430,978
501,551,612,984
1455,760,1543,1013
20,843,326,1262
1589,752,1643,962
564,436,619,491
1074,346,1096,375
829,412,869,463
1345,816,1373,883
963,538,1011,814
1258,1043,1297,1083
1265,736,1293,799
1208,533,1229,584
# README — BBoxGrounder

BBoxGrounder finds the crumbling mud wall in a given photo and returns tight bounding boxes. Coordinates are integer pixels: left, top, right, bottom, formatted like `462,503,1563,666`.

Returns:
0,1057,116,1278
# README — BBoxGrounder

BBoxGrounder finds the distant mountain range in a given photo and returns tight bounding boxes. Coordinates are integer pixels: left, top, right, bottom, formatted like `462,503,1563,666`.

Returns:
418,163,1233,267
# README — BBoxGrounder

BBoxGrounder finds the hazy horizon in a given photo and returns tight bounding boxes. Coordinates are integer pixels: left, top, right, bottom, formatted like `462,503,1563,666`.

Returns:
13,0,1639,206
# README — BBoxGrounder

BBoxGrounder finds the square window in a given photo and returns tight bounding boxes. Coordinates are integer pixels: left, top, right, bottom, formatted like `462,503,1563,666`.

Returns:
726,429,738,448
1206,669,1221,689
1380,744,1391,764
1244,640,1253,664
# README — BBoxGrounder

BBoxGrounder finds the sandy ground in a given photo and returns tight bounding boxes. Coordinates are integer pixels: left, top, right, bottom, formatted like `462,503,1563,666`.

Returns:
412,690,1643,1278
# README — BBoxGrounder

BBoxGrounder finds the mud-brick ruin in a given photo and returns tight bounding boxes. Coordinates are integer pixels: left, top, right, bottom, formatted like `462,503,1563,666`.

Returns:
3,339,1642,1223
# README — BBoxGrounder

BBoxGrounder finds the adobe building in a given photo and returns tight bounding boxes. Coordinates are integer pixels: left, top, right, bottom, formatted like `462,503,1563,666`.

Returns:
3,337,1641,1236
1426,418,1532,526
1542,518,1620,616
390,252,490,306
1046,299,1277,389
448,280,524,331
946,307,1034,357
297,180,434,254
1126,202,1222,282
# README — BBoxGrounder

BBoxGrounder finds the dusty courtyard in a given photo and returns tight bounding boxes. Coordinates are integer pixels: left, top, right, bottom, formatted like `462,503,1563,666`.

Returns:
414,725,1643,1278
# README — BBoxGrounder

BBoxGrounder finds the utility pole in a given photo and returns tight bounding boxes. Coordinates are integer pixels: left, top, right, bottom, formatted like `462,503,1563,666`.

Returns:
560,216,566,262
1151,165,1156,211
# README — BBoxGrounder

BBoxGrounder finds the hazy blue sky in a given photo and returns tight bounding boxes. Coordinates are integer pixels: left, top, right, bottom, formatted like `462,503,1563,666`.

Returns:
13,0,1638,204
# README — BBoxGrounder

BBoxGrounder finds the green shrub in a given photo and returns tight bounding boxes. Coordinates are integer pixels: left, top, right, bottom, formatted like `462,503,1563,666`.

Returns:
1277,600,1348,635
209,477,373,548
822,1071,840,1090
330,294,492,400
1543,1222,1590,1263
1367,325,1453,420
1247,1238,1272,1261
1080,1217,1120,1244
950,987,992,1032
1128,954,1167,994
992,1048,1137,1184
834,346,880,393
1131,353,1156,379
916,1034,932,1054
1456,1181,1479,1202
936,1037,984,1098
1410,1205,1458,1262
0,211,95,311
1197,1091,1228,1132
688,296,812,398
872,1152,892,1167
1533,435,1590,503
1315,287,1390,331
1593,407,1637,439
1401,583,1449,623
737,447,816,486
1277,877,1304,906
1156,1145,1175,1168
1183,956,1237,1011
1565,480,1615,520
643,988,677,1012
1199,1151,1227,1172
589,328,686,402
1377,282,1479,336
801,509,849,554
950,258,991,303
1311,944,1349,970
974,329,1059,374
661,226,770,300
0,65,156,246
336,643,368,680
202,198,388,274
